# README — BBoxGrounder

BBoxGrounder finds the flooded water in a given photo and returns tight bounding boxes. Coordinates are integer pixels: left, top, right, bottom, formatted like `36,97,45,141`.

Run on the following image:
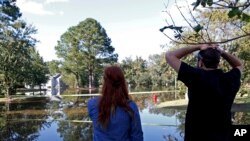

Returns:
0,90,249,141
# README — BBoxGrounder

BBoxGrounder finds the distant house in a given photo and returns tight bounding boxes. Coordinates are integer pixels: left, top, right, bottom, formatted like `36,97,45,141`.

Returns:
24,74,67,96
45,73,61,96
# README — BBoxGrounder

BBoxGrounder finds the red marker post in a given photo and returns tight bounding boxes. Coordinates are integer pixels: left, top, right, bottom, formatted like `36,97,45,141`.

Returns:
152,93,157,104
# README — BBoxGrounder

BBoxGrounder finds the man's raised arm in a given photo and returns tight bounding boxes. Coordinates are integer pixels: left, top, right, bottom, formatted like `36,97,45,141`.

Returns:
219,49,244,72
165,45,202,72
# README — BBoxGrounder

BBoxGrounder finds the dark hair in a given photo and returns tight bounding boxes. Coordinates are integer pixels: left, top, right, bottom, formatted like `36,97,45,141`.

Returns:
198,48,221,69
98,65,133,128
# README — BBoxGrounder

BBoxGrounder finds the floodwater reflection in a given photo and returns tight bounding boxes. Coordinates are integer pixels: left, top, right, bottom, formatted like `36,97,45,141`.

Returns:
0,92,249,141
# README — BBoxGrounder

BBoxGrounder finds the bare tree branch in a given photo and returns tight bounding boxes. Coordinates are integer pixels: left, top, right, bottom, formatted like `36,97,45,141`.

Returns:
213,0,250,9
160,0,250,45
175,0,193,29
205,14,212,42
161,30,250,45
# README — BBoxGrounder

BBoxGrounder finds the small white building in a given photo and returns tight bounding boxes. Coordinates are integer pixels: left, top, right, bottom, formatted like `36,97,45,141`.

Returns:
24,74,66,96
45,74,61,96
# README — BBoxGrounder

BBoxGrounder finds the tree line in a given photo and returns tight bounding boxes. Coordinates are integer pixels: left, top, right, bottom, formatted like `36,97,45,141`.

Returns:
1,0,249,98
0,0,49,97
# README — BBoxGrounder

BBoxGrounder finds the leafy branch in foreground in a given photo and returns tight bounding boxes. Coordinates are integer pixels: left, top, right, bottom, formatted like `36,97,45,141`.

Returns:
160,0,250,45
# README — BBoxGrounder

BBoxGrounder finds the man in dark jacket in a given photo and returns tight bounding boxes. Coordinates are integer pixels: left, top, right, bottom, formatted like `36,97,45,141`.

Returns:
165,44,243,141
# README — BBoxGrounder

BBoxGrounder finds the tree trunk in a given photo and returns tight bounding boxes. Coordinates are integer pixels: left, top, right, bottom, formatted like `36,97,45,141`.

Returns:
75,74,80,89
6,85,12,97
39,85,42,95
5,101,10,112
4,75,17,97
4,80,10,112
88,69,93,90
5,86,15,98
88,75,92,89
5,87,10,98
89,68,96,94
92,74,94,87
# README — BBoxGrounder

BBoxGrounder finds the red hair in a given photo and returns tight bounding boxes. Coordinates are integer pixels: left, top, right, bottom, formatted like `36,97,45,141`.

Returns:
98,65,133,128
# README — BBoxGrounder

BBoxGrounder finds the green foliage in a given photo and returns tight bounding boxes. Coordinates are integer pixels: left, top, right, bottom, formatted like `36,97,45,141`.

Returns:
193,24,203,33
207,0,213,6
119,54,180,91
120,57,150,88
55,18,118,88
193,0,250,23
192,0,201,10
233,40,250,93
0,22,34,95
24,48,49,88
160,25,183,39
0,0,21,21
192,0,213,10
241,13,250,22
227,7,250,23
228,7,241,18
148,53,169,87
0,0,47,96
47,60,62,75
162,0,250,43
61,73,77,88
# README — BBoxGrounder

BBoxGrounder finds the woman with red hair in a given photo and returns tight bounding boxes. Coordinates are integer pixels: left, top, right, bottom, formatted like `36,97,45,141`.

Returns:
87,65,143,141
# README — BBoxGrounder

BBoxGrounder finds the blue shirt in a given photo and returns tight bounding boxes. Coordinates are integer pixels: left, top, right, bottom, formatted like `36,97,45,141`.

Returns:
87,97,144,141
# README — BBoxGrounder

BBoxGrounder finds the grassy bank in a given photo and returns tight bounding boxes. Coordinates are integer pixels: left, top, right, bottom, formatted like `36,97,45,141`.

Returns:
156,96,250,112
0,95,49,103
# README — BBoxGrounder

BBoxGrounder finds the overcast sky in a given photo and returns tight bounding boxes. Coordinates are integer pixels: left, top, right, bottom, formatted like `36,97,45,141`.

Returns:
16,0,187,62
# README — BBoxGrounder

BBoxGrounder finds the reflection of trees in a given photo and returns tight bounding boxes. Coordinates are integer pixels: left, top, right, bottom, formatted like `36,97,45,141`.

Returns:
0,97,51,140
156,93,180,103
131,95,149,111
128,93,187,141
149,107,185,139
131,93,183,112
57,121,92,141
163,134,178,141
59,95,89,111
56,97,92,141
161,110,185,141
63,107,88,119
233,112,250,124
0,120,51,141
149,108,177,117
175,111,185,137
